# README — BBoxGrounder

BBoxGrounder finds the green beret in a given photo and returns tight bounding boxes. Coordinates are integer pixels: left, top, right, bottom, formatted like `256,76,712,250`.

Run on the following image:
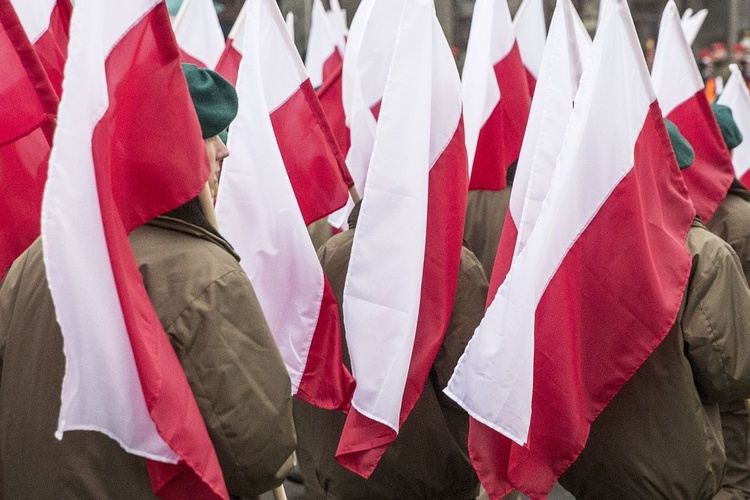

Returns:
182,63,238,139
665,119,694,170
712,103,743,150
218,129,228,146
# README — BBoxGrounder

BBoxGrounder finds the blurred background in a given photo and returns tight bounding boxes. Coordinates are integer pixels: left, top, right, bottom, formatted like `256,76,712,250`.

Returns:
167,0,750,63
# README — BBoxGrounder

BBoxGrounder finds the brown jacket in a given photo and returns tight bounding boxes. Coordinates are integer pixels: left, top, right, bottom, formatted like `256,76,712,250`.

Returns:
706,180,750,499
0,215,296,499
559,220,750,499
294,221,487,500
463,187,512,279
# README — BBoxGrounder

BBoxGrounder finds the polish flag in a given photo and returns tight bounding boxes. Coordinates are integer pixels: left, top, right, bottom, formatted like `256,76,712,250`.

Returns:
173,0,225,69
0,0,58,279
463,0,531,191
41,1,227,497
680,7,707,47
10,0,71,98
489,0,590,317
652,0,734,223
251,0,351,226
337,0,468,478
215,0,354,411
327,0,399,230
446,1,694,497
513,0,546,96
718,64,750,187
215,1,248,85
305,0,345,88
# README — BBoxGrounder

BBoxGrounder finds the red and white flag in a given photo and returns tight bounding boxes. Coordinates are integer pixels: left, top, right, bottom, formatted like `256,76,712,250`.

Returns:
652,0,734,222
305,0,345,88
215,0,248,85
10,0,71,97
337,0,468,477
718,64,750,187
244,0,351,225
215,0,354,412
173,0,225,69
462,0,531,191
41,1,227,497
0,0,58,279
513,0,546,96
447,1,694,497
680,7,707,47
489,0,590,310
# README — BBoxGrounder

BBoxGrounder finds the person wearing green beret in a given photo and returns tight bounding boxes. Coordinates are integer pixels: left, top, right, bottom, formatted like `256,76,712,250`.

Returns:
182,63,235,204
665,118,695,170
703,103,750,500
561,119,750,500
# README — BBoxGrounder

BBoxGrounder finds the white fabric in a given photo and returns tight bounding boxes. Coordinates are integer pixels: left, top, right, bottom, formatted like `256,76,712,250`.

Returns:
228,1,249,55
305,0,343,88
462,0,516,174
651,1,703,117
343,0,461,432
596,0,615,34
447,0,654,445
10,0,56,43
681,8,707,47
718,64,750,179
41,0,179,463
172,0,225,69
328,0,348,37
330,0,401,229
513,0,546,80
215,0,325,396
286,11,295,41
509,0,590,257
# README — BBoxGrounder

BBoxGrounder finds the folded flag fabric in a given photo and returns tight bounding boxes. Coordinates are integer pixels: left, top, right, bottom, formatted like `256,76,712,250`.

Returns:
41,1,227,497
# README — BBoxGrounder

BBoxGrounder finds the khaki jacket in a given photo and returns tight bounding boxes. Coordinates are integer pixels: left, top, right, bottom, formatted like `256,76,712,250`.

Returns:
463,188,512,279
706,180,750,499
559,220,750,499
0,215,296,499
294,222,487,500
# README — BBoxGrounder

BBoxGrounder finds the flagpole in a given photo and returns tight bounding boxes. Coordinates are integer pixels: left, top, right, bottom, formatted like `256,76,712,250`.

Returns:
349,185,361,204
273,485,288,500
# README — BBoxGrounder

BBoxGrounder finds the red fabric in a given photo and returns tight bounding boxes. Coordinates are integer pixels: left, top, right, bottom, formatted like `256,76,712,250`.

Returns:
470,103,694,499
90,4,227,498
469,42,531,191
668,91,735,222
486,211,518,308
180,48,206,68
740,169,750,190
317,57,350,157
524,66,537,99
297,277,355,411
336,121,469,477
214,41,241,86
322,47,342,86
270,79,352,224
31,0,71,99
0,0,57,279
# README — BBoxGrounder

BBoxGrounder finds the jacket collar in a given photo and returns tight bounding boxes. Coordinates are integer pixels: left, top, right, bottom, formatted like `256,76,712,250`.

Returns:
148,216,241,262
